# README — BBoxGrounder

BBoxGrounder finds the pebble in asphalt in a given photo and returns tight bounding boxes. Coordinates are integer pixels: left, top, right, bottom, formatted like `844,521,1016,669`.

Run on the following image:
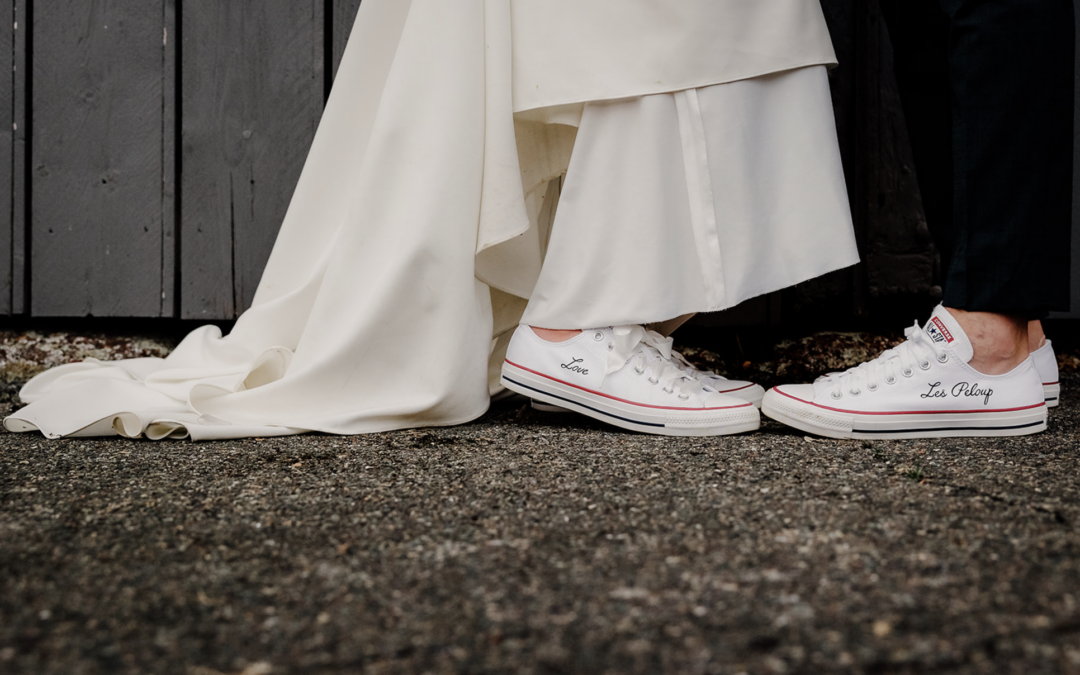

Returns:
1,380,1079,674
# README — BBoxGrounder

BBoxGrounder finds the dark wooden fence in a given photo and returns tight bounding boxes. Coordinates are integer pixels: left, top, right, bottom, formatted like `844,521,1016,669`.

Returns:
1,1,1078,322
0,0,362,320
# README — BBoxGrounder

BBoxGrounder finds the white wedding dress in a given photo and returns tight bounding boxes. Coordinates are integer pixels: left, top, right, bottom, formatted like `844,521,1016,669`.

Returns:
5,0,858,440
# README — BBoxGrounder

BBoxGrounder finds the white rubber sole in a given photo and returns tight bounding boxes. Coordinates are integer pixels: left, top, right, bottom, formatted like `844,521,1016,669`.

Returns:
1044,382,1060,408
530,399,574,414
761,388,1047,440
502,361,760,437
533,382,764,413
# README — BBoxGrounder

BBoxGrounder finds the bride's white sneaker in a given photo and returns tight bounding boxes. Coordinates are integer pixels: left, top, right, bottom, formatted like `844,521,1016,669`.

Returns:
761,305,1047,439
528,327,764,412
501,325,760,436
1032,339,1060,407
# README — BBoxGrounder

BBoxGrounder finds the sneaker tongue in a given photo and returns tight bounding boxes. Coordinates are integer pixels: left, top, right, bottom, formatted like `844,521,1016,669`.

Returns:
923,305,974,362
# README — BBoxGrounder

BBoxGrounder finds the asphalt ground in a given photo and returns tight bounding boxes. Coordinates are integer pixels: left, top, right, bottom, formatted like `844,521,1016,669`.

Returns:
1,329,1079,674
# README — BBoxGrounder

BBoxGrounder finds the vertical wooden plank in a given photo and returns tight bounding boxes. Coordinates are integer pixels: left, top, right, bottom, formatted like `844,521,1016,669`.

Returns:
160,0,177,317
820,0,857,184
0,0,13,314
181,1,325,319
786,0,859,320
331,0,362,81
11,0,25,314
856,3,934,307
31,1,166,316
850,1,875,317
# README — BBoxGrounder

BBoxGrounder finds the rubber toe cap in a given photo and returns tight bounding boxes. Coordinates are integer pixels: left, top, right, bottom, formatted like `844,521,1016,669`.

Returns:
702,391,757,409
767,383,816,403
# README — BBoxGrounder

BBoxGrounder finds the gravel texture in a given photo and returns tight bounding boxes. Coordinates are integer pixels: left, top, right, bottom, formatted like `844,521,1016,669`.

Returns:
0,330,173,405
1,329,1078,674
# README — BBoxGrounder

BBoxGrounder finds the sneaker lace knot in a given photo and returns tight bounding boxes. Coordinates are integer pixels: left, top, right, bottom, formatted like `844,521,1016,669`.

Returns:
608,325,705,400
818,321,949,399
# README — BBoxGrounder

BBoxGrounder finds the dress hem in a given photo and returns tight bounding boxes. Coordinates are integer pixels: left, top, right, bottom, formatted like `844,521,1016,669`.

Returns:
511,59,839,115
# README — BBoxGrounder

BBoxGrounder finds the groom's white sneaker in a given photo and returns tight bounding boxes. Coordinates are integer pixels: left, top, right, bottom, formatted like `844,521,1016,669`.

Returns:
761,305,1047,439
501,325,760,436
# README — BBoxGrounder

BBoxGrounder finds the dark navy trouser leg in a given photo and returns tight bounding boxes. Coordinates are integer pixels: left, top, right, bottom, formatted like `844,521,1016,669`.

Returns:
879,0,1074,315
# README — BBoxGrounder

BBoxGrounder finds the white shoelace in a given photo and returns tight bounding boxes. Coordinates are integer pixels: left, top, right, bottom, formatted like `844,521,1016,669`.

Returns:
608,326,706,400
818,321,949,399
639,328,727,385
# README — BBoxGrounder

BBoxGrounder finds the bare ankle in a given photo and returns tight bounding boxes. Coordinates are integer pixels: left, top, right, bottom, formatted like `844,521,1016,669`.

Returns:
945,307,1028,375
1027,319,1046,353
530,326,582,343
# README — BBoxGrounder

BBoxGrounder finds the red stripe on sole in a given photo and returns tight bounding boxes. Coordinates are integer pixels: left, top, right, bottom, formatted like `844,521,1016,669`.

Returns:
772,386,1045,416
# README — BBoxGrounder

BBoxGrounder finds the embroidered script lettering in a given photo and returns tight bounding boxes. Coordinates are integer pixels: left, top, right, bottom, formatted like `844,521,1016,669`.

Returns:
920,382,947,399
920,381,993,405
951,382,993,406
560,357,589,375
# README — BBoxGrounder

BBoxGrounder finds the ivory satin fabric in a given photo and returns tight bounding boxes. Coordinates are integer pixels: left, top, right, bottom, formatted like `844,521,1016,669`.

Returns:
520,66,857,330
5,0,857,441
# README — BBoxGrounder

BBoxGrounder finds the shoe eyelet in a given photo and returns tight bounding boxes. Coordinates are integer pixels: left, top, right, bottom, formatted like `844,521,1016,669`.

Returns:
607,343,614,351
849,388,861,396
920,361,931,370
635,367,645,375
593,331,605,341
678,393,690,400
663,387,673,394
648,377,659,385
831,391,843,400
937,353,948,363
867,383,878,392
885,376,896,385
902,368,914,378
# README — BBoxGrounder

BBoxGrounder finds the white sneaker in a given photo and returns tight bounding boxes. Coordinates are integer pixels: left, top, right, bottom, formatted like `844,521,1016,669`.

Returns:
501,325,760,436
761,305,1047,439
1031,340,1060,408
528,328,764,411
